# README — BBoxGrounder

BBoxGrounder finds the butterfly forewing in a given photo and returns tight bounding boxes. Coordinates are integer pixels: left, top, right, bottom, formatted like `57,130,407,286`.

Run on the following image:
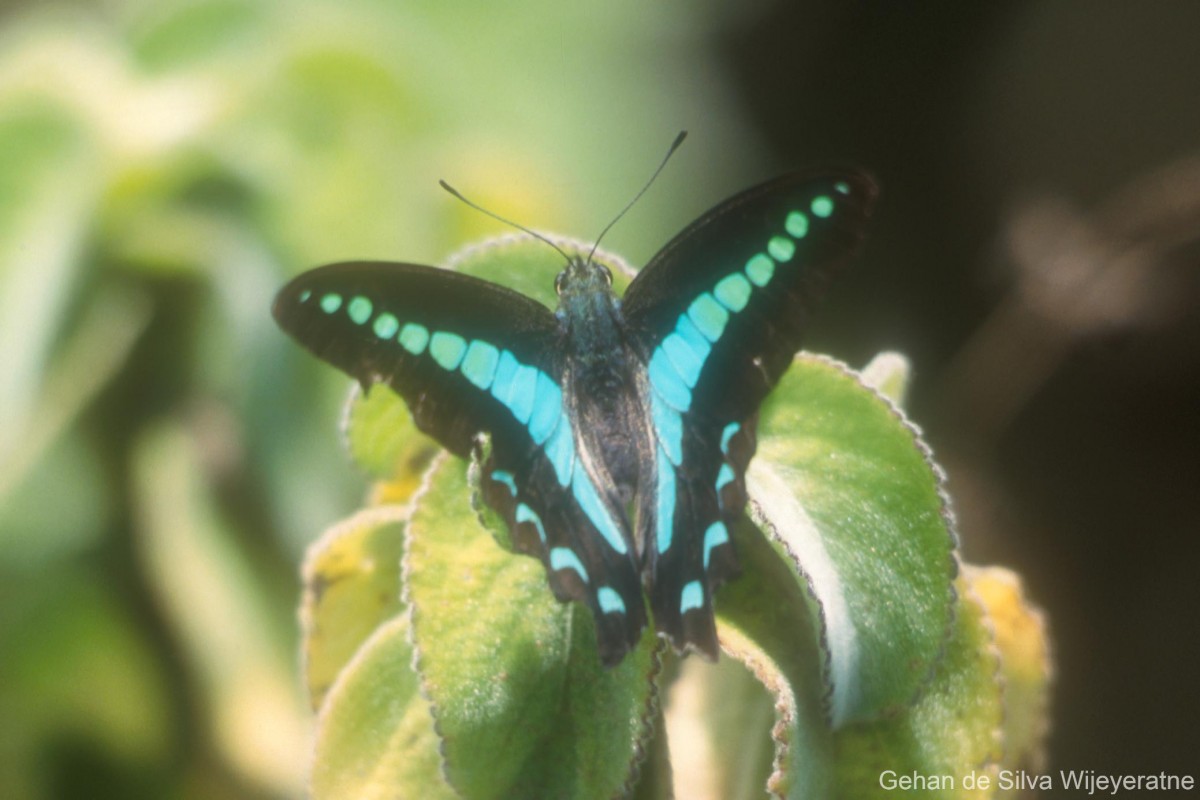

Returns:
622,170,878,656
274,262,560,454
273,260,648,664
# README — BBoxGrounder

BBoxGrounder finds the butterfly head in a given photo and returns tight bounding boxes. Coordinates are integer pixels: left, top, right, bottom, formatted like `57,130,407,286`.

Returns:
553,256,618,322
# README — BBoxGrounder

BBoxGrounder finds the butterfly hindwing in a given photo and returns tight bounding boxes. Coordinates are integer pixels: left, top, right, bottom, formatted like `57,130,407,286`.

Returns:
478,446,647,665
623,170,878,655
273,260,646,664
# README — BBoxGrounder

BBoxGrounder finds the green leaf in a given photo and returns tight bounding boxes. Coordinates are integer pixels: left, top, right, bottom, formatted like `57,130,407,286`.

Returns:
405,455,659,800
629,695,674,800
964,565,1053,774
749,355,956,726
859,350,912,407
343,382,439,491
310,615,457,800
832,574,1004,798
447,233,634,305
714,520,835,799
663,637,788,800
301,505,410,709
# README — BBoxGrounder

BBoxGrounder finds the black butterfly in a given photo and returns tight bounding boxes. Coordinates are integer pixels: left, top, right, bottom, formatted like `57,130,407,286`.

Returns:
274,163,877,666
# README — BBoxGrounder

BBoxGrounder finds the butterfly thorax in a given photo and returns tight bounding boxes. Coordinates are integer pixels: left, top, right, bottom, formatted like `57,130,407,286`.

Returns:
554,257,650,507
555,260,627,381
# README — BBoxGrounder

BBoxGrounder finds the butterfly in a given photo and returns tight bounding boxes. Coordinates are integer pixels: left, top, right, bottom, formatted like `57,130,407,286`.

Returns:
273,155,877,666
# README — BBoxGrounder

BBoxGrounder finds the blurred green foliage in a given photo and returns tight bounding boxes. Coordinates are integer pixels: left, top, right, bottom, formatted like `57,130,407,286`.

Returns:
0,1,756,797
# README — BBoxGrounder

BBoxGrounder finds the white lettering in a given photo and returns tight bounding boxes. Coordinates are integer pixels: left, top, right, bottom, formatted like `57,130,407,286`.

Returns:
999,770,1052,791
1060,769,1196,794
878,771,954,791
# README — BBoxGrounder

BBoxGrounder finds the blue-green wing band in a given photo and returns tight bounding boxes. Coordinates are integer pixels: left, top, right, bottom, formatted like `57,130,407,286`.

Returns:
274,261,645,664
625,171,877,657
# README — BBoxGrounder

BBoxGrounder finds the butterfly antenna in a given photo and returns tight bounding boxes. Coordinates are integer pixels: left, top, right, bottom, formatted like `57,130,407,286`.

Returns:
586,130,687,267
439,180,573,264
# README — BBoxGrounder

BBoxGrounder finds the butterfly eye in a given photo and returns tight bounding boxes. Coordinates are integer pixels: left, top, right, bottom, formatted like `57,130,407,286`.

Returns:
554,272,567,296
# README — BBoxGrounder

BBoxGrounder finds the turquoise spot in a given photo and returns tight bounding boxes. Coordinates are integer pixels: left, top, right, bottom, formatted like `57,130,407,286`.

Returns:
785,211,809,239
373,313,399,339
490,350,520,403
720,421,740,455
505,364,539,424
661,333,704,388
320,293,342,314
299,290,312,303
703,522,729,570
460,340,500,389
768,236,795,263
655,445,676,553
745,253,775,287
516,503,546,543
648,349,692,412
834,181,851,195
571,462,628,555
673,314,712,361
528,372,563,445
680,580,704,614
597,586,626,615
348,296,373,325
544,417,575,487
716,463,735,491
650,391,682,466
550,547,589,584
687,293,729,342
714,273,752,312
491,470,517,496
398,323,429,355
811,195,834,218
429,331,467,370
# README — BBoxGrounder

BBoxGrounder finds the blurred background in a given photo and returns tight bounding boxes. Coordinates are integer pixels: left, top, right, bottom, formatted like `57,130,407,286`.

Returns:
0,1,1197,797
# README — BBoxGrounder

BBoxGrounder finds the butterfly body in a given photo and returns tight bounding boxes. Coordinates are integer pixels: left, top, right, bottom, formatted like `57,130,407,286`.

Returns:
274,168,877,666
549,259,645,504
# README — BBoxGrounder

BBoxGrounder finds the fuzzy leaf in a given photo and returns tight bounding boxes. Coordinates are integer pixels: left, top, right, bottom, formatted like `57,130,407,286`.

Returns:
301,505,409,709
446,232,634,305
663,651,775,800
859,350,912,407
713,519,835,799
832,574,1004,798
406,455,659,800
310,615,456,800
343,382,438,497
964,565,1053,775
747,355,957,726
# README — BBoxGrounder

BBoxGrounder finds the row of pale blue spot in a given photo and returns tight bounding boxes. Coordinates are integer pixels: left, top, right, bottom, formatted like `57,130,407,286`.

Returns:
492,468,628,616
647,191,841,615
303,287,630,616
